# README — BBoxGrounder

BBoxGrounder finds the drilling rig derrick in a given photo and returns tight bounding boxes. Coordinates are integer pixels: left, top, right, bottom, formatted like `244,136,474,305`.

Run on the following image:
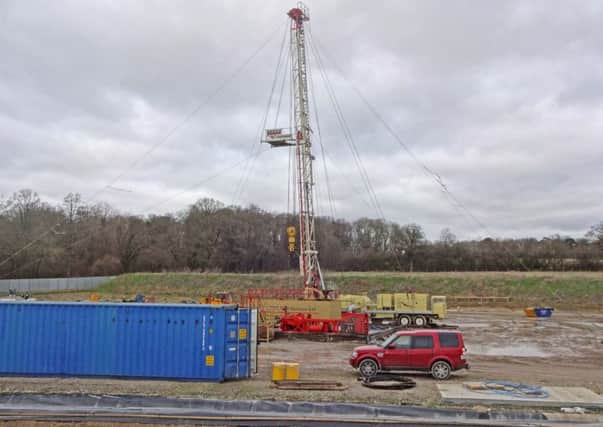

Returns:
263,3,326,298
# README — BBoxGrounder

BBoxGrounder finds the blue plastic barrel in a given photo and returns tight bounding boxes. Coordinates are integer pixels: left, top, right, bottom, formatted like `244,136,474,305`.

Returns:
534,307,554,317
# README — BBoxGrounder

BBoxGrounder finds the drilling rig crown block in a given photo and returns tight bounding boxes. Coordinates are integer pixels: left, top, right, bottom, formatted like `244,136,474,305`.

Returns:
287,6,309,27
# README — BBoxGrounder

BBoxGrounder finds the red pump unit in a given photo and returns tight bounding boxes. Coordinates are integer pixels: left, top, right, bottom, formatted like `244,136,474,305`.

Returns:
279,312,369,337
280,313,340,333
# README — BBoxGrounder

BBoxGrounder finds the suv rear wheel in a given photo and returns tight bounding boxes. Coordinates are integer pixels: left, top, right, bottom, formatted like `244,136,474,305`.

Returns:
358,358,379,377
431,360,451,380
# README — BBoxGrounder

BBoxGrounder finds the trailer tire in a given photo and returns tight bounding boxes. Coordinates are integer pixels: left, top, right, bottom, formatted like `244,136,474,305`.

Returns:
413,315,426,327
398,315,411,327
358,359,379,378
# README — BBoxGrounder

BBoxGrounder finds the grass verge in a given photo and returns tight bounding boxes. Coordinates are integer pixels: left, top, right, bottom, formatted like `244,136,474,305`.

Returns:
53,271,603,308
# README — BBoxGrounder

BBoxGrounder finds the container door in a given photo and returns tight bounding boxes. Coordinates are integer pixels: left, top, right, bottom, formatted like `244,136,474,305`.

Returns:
250,309,258,374
224,308,250,379
0,303,67,375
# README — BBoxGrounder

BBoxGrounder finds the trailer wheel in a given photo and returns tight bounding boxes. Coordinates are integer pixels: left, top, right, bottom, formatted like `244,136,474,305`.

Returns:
398,315,411,327
358,359,379,377
413,315,426,327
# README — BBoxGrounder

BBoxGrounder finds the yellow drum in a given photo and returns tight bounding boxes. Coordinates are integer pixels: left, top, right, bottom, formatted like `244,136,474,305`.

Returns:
271,362,286,382
285,362,300,380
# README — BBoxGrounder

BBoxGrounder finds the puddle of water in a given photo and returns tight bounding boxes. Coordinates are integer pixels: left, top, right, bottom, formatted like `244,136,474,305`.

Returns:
457,322,491,328
565,321,603,329
468,344,551,358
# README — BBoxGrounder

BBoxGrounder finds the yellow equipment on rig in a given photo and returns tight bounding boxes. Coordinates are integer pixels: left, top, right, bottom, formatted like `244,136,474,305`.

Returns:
199,292,234,305
287,226,296,253
338,294,371,312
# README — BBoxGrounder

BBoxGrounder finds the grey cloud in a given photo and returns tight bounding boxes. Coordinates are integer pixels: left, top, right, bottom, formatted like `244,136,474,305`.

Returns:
1,0,602,241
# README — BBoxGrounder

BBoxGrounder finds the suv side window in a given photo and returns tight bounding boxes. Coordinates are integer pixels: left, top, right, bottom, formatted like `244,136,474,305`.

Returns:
438,332,460,348
411,335,434,349
391,335,411,349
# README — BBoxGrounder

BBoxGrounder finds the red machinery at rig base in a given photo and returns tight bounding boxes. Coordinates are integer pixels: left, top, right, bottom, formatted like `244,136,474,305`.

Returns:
240,288,370,338
279,312,369,337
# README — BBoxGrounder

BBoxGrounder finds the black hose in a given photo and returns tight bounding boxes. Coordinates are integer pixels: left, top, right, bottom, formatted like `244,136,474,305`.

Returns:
358,374,417,390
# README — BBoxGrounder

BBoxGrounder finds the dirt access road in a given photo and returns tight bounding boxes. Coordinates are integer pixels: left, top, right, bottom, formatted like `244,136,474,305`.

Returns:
1,308,601,409
258,307,603,406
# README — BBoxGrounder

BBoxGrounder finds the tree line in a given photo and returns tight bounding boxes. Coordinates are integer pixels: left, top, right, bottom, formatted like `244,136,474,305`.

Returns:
0,189,602,279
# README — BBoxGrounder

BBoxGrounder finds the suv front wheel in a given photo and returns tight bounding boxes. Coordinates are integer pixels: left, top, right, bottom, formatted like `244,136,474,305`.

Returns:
431,360,451,380
358,358,379,377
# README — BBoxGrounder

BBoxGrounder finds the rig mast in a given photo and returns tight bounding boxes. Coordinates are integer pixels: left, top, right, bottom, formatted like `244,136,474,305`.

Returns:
263,3,325,296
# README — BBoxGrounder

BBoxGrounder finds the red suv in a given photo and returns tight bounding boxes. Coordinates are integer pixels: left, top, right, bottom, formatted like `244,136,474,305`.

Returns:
349,330,468,380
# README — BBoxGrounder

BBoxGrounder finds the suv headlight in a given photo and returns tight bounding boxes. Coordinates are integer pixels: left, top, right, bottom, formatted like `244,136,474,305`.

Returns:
351,351,358,358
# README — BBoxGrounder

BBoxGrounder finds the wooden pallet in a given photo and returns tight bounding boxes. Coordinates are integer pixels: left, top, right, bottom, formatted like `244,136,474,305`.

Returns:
272,380,348,390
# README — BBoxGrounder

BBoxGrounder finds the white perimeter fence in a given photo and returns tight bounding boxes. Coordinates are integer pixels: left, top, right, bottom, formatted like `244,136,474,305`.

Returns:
0,276,114,293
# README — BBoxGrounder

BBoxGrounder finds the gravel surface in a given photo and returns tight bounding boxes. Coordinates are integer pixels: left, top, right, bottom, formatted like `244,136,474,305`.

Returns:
1,308,601,411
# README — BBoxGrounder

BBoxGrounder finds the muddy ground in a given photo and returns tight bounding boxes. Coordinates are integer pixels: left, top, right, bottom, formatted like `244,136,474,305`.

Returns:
1,308,601,410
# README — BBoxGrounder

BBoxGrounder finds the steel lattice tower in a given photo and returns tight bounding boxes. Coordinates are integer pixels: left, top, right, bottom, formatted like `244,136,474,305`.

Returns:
263,3,325,295
288,4,324,295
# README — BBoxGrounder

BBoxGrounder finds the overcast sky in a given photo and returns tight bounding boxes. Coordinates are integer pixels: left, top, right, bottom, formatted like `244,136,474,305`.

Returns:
1,0,602,240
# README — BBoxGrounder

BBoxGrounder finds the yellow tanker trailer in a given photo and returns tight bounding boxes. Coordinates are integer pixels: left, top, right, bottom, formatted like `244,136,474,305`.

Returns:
369,293,447,327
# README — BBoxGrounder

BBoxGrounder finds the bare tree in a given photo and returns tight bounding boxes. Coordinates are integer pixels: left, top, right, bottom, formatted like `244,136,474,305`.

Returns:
62,193,85,276
587,222,603,249
439,228,457,246
0,189,602,277
114,217,148,273
400,224,425,272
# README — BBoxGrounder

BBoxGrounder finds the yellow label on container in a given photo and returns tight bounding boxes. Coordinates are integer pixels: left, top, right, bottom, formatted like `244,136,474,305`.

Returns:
239,328,247,339
205,355,214,366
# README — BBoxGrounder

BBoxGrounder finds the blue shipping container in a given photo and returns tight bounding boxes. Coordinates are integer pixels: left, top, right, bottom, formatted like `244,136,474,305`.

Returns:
0,301,252,382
